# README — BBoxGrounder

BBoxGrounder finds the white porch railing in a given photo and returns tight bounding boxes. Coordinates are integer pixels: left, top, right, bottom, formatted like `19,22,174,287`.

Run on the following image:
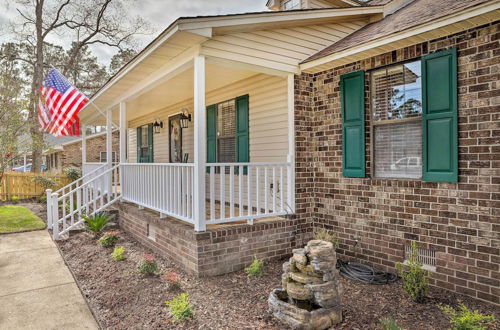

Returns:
48,164,121,240
121,163,195,224
206,162,292,224
47,161,294,239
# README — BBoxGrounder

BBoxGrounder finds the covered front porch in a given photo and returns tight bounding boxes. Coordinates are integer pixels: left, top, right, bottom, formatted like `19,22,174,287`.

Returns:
49,53,296,238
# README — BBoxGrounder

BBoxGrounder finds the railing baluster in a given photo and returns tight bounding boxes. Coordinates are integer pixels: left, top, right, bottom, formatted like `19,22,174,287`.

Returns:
220,166,225,219
210,166,215,220
239,165,243,217
70,192,74,226
256,167,260,216
272,167,277,213
247,167,252,217
229,166,234,219
280,166,284,212
264,167,269,215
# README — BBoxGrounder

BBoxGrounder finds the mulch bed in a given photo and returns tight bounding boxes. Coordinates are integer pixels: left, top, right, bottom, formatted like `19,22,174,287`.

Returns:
56,227,499,330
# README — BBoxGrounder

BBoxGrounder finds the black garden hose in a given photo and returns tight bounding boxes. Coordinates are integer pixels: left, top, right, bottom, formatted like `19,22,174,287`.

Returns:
336,259,399,285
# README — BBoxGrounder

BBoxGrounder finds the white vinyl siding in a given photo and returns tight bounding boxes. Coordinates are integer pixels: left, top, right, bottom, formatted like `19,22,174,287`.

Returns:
128,74,288,164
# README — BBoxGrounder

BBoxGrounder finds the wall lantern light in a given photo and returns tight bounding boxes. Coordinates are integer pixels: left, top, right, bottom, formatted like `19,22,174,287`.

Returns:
153,119,163,134
180,108,192,129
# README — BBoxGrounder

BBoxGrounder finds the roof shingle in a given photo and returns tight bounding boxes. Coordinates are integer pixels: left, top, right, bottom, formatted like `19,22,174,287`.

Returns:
303,0,493,63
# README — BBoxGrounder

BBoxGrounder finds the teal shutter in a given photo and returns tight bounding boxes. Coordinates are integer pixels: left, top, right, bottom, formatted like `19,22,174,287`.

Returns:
148,123,154,162
136,126,142,163
340,70,365,178
207,105,217,164
236,94,249,163
422,49,458,182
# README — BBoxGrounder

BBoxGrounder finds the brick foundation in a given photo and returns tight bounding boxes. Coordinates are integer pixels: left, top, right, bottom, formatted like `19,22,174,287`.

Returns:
114,202,310,276
294,22,500,305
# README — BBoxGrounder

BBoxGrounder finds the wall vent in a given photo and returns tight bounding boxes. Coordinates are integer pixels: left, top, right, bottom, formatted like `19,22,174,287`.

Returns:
147,223,157,242
404,245,436,272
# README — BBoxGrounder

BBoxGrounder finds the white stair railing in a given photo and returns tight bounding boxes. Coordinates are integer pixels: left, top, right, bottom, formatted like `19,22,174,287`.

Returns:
46,163,108,230
48,164,121,240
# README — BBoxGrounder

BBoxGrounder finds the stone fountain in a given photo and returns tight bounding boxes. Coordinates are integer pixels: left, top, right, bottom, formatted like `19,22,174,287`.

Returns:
268,240,342,330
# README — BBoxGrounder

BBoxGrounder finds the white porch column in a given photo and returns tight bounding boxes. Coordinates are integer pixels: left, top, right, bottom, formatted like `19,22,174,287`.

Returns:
287,74,296,213
193,55,206,231
106,109,113,166
106,109,113,195
119,102,127,163
81,124,87,165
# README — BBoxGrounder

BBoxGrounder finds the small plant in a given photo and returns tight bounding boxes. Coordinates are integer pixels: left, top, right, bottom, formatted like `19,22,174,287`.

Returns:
165,293,193,322
137,253,158,275
396,241,431,303
63,166,81,181
313,228,340,249
38,195,47,204
33,176,56,191
83,212,111,236
112,246,125,261
380,317,402,330
11,196,19,204
162,271,181,291
98,231,119,247
245,255,264,277
439,301,495,330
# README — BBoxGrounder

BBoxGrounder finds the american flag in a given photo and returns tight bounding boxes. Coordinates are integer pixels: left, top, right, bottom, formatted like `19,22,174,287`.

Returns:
38,69,88,137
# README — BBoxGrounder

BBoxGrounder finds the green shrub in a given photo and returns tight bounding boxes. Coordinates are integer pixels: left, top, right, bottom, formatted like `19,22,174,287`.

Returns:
439,302,495,330
245,255,264,277
165,293,193,322
137,253,158,275
11,196,19,204
33,176,56,191
380,317,402,330
396,241,431,303
38,195,47,204
112,246,125,261
83,212,111,236
63,167,81,181
313,228,340,249
98,231,119,247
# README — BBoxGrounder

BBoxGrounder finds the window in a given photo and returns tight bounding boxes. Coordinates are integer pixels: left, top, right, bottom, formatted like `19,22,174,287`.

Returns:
216,100,237,163
137,124,153,163
100,151,117,163
284,0,300,10
371,60,423,179
207,95,249,171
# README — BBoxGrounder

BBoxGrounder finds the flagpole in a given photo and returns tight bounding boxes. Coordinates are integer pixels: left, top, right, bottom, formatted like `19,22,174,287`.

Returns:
48,65,118,129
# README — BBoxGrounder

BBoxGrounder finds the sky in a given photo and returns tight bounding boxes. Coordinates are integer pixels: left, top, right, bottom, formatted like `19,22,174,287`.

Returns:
0,0,269,64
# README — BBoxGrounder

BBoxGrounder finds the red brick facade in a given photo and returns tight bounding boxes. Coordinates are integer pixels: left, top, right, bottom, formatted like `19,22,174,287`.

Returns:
114,202,310,276
294,22,500,305
61,131,119,169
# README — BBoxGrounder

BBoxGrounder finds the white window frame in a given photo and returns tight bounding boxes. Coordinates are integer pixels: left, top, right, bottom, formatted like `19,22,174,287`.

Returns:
284,0,301,10
370,60,423,180
100,151,117,163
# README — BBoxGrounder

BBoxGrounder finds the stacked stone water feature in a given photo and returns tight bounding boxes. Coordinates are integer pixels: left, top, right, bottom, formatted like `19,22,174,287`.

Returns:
268,240,342,330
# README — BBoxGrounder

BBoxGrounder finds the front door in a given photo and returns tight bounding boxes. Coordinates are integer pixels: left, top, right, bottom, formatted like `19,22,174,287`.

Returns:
169,114,182,162
137,124,153,163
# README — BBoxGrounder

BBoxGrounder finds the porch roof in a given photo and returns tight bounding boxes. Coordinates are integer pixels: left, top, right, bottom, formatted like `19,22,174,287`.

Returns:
79,6,385,124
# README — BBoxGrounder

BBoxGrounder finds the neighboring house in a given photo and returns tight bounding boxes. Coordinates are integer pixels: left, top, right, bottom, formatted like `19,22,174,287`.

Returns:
48,0,500,305
43,131,119,173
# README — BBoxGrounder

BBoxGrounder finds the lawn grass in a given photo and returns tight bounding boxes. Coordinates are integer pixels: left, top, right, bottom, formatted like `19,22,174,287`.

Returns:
0,205,46,234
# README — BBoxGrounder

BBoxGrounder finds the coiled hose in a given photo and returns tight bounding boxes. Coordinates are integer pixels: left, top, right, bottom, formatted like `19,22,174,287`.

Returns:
336,259,399,285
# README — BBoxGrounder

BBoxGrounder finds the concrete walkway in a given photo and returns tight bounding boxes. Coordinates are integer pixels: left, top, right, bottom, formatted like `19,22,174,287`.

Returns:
0,230,99,330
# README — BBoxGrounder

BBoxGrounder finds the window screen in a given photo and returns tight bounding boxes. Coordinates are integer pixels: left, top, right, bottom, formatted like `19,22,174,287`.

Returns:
284,0,300,10
216,100,236,163
371,61,422,179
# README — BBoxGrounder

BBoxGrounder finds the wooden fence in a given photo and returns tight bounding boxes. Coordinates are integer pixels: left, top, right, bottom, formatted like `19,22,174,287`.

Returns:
0,172,72,201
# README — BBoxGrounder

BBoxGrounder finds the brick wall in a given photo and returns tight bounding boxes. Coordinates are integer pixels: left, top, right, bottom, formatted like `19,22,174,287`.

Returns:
114,202,310,276
294,22,499,305
61,131,119,169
